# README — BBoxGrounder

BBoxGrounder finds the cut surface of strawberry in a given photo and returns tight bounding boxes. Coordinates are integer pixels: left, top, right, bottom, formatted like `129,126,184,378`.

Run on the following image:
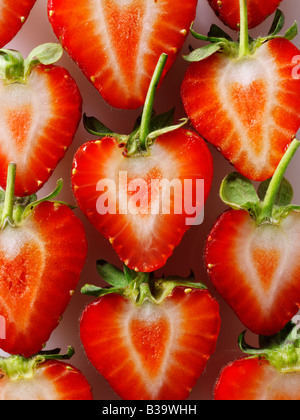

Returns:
80,263,220,400
72,54,213,273
72,128,213,273
0,167,87,357
0,349,93,400
205,140,300,336
181,8,300,181
207,0,283,30
48,0,197,109
215,324,300,400
0,0,37,47
0,45,82,197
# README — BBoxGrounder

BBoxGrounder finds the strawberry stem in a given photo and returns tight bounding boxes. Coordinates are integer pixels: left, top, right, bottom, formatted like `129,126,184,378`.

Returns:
1,162,16,228
258,139,300,223
239,0,250,58
139,53,168,151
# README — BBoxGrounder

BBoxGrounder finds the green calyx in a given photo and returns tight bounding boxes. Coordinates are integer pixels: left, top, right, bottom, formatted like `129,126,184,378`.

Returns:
239,322,300,373
184,6,298,63
84,53,187,157
0,347,74,381
219,139,300,226
0,163,74,229
81,260,207,306
0,43,63,83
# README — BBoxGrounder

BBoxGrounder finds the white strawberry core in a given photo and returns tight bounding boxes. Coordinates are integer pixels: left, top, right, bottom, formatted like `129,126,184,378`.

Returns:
216,43,287,172
0,71,52,168
88,0,170,102
0,369,57,400
236,213,300,312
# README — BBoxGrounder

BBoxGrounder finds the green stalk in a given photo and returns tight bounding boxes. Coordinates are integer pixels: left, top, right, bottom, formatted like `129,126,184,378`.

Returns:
239,0,250,58
258,138,300,222
139,53,168,151
1,163,16,228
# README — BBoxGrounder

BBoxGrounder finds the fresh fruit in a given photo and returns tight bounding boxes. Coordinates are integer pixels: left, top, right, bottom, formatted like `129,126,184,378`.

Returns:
181,4,300,181
215,323,300,400
48,0,198,110
72,54,213,273
80,261,220,400
0,347,93,400
205,138,300,336
0,0,37,48
207,0,283,30
0,164,87,357
0,43,82,197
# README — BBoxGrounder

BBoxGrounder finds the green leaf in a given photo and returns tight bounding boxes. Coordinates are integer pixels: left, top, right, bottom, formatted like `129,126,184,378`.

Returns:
258,177,293,206
0,49,24,81
183,43,222,62
284,21,298,40
268,9,285,36
81,284,124,297
24,43,63,77
148,108,175,133
96,260,128,288
147,118,188,144
208,24,233,41
83,114,128,143
220,172,259,212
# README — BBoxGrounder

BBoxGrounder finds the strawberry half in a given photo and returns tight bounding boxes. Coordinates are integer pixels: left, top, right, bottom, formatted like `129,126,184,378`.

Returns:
0,0,37,48
72,54,213,273
215,324,300,400
80,261,220,400
207,0,283,30
181,6,300,181
48,0,197,109
0,44,82,197
0,164,87,357
0,347,93,400
205,139,300,336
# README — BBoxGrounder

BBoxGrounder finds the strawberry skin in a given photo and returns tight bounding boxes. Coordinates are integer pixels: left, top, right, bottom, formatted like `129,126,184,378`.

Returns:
208,0,283,30
181,38,300,181
0,64,82,197
48,0,197,109
214,358,300,400
205,209,300,336
72,128,213,273
0,360,93,400
80,288,220,400
0,201,87,357
0,0,37,47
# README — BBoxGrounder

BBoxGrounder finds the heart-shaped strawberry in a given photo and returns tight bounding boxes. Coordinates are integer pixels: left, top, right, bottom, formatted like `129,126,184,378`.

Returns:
0,44,82,197
0,164,87,357
0,0,37,48
72,54,213,273
205,139,300,336
207,0,283,30
80,262,220,400
181,7,300,181
48,0,198,109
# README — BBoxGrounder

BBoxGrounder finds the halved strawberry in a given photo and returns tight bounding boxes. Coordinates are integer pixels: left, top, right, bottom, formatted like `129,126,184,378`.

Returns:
72,54,213,273
181,7,300,181
207,0,283,30
0,44,82,197
0,164,87,357
215,324,300,400
205,139,300,336
0,348,93,400
80,262,220,400
0,0,37,47
48,0,197,109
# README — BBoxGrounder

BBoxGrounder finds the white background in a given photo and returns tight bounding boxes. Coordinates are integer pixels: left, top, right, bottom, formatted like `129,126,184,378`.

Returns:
1,0,300,400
